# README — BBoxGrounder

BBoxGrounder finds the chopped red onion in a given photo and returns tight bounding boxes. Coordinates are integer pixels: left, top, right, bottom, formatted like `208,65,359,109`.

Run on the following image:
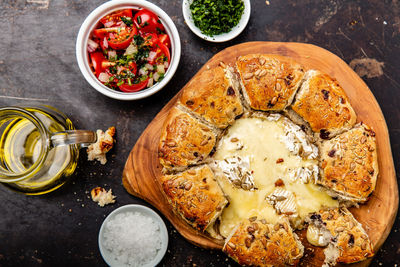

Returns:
87,39,99,53
108,50,117,59
147,78,154,87
147,51,157,62
103,37,108,49
117,66,124,74
104,21,114,28
98,72,110,83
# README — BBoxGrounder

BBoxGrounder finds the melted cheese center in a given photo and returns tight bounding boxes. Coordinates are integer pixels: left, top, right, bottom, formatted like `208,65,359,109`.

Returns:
212,117,338,238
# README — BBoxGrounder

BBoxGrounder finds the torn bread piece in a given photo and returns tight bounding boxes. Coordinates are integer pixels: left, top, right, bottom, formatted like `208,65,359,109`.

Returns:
179,64,243,129
306,207,374,265
160,165,227,232
158,106,218,172
87,126,115,164
223,217,304,266
291,70,357,140
91,187,116,207
236,54,305,111
319,123,378,203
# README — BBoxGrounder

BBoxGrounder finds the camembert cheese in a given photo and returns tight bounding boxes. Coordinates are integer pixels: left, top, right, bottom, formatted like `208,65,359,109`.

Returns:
209,115,338,237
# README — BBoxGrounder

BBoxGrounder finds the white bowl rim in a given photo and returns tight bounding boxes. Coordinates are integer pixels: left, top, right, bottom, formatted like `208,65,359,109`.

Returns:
76,0,181,100
182,0,251,43
98,204,169,267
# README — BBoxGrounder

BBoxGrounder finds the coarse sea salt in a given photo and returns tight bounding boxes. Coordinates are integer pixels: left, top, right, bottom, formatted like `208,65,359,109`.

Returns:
103,211,162,267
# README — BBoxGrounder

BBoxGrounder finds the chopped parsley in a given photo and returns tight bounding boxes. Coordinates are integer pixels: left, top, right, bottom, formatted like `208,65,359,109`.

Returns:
121,16,133,26
190,0,245,37
133,34,144,46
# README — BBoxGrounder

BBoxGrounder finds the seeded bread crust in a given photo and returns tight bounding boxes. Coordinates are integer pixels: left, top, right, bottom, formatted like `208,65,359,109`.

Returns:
158,106,217,172
310,208,374,264
236,54,305,111
179,65,244,129
319,123,378,203
161,165,228,232
291,70,357,140
223,217,304,266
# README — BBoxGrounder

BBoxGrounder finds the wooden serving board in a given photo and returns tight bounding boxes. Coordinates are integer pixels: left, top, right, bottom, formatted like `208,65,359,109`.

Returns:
122,42,398,265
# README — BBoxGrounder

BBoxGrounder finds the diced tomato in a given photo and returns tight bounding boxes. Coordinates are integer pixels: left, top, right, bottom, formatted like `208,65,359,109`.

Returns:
108,27,137,50
141,32,159,47
93,27,118,38
128,62,138,75
100,9,133,27
158,34,171,48
134,9,165,33
119,78,149,92
90,52,106,77
150,42,170,65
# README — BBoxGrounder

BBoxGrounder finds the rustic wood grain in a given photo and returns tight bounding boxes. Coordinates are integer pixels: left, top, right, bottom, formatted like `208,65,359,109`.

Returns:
122,42,398,265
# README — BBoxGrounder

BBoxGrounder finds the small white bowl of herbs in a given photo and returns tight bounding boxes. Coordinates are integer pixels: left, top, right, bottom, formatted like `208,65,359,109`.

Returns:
182,0,250,42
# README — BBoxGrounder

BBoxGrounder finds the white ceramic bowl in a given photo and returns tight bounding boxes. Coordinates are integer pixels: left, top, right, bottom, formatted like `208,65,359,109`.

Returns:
76,0,181,100
182,0,251,43
98,204,169,267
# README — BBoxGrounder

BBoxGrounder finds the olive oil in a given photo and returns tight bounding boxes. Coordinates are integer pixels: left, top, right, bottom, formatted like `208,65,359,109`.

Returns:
0,106,79,194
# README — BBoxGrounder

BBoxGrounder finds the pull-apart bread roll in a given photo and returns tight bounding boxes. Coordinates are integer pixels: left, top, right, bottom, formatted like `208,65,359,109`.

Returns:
223,217,304,266
180,65,243,129
161,165,228,232
158,106,217,172
319,123,378,203
236,54,305,111
307,207,373,265
291,70,357,140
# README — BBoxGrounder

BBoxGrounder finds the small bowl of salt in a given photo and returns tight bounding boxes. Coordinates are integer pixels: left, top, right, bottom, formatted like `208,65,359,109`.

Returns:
98,204,168,267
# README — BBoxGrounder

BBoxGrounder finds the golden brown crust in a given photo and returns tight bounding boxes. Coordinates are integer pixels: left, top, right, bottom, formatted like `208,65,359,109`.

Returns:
313,208,374,264
223,217,303,266
319,123,378,202
291,70,357,139
180,65,244,129
161,165,228,232
158,106,217,170
236,54,305,111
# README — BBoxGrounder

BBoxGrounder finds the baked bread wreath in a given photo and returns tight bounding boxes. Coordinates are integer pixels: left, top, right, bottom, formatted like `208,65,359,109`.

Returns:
158,54,378,266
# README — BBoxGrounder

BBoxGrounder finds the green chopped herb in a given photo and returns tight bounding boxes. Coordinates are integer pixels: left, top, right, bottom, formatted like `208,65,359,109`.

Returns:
190,0,244,37
137,16,142,25
156,27,163,34
134,34,144,46
117,80,124,86
121,16,133,26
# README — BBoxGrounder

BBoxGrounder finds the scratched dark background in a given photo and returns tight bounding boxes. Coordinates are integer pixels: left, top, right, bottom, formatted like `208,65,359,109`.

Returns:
0,0,399,266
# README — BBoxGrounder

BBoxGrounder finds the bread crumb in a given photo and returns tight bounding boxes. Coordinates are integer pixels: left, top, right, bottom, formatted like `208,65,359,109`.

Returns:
91,187,116,207
87,127,116,164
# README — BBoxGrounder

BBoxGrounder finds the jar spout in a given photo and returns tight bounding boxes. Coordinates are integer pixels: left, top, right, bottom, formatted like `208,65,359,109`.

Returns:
50,130,97,148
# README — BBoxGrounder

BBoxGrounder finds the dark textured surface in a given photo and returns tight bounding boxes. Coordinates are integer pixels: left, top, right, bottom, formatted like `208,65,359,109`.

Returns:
0,0,399,266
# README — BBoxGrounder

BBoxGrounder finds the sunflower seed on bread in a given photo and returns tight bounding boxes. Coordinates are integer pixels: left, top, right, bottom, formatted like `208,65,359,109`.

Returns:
160,165,227,232
223,217,304,266
158,106,218,172
291,70,357,140
319,123,378,203
307,207,374,265
236,54,305,111
179,64,243,129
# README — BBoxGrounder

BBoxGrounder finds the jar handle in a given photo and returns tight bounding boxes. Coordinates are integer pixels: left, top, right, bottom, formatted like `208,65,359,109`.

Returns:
50,130,97,148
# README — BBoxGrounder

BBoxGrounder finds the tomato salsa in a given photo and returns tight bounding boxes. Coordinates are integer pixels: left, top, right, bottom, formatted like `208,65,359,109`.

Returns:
87,8,171,92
